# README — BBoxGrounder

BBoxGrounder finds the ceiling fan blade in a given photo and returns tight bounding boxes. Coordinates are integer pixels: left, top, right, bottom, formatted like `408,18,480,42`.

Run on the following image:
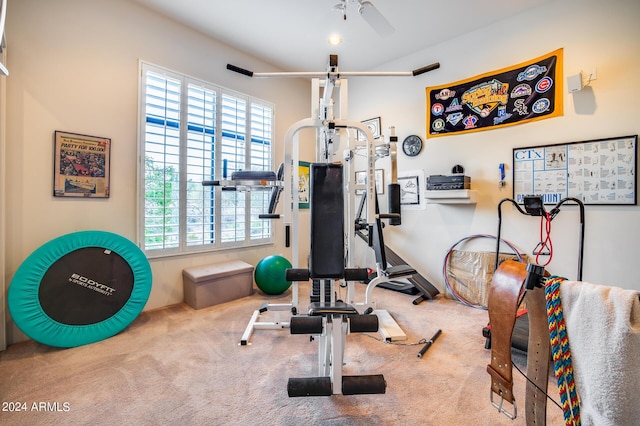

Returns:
358,1,395,37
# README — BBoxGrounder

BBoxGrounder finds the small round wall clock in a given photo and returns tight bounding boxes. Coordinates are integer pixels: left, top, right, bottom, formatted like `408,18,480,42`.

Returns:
402,134,423,157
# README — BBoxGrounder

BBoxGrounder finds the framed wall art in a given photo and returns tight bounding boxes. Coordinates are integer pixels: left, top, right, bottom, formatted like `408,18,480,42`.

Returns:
513,135,637,205
53,131,111,198
298,161,310,209
399,169,426,210
355,169,385,195
399,175,420,205
375,169,384,194
358,116,382,141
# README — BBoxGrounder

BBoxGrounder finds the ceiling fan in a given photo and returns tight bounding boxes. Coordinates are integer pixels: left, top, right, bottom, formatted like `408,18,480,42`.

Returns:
331,0,395,37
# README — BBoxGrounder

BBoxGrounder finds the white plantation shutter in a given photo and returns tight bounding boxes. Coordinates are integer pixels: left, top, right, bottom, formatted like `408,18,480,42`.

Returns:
139,63,274,256
220,94,247,243
249,103,273,240
142,69,181,251
185,83,216,247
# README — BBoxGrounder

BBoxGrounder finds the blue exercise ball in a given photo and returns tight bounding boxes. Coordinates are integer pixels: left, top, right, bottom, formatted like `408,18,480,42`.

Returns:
254,255,292,295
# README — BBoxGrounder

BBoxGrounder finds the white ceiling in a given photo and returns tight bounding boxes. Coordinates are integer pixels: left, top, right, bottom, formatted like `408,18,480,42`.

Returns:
132,0,551,73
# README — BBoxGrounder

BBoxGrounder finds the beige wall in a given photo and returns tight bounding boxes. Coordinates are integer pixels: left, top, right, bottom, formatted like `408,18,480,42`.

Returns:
3,0,310,344
348,0,640,291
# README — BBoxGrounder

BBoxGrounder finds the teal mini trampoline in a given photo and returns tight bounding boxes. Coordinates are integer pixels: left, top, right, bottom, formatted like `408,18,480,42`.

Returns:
8,231,152,348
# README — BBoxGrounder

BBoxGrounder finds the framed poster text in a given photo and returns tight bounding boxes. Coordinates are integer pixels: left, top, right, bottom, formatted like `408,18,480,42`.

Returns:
54,131,111,198
513,135,637,205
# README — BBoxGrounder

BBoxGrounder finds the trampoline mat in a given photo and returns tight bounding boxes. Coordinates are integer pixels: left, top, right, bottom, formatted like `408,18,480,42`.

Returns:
39,247,134,325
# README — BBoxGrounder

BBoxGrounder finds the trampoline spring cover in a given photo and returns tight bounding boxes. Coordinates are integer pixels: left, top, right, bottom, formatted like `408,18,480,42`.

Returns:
8,230,152,348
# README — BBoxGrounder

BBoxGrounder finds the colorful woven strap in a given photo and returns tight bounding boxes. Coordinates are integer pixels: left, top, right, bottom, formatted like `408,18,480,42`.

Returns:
545,276,581,426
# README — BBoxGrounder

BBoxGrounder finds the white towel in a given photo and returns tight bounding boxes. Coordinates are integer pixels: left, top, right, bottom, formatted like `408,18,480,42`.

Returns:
560,280,640,426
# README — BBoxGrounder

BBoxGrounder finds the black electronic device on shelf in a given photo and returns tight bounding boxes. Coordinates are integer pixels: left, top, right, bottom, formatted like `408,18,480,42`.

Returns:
426,174,471,190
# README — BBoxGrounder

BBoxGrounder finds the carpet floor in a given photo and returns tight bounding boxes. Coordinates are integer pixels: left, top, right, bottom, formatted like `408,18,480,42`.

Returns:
0,283,564,425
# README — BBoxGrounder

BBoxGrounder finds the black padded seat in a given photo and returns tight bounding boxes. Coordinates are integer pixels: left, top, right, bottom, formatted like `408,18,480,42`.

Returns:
384,264,416,279
308,301,358,316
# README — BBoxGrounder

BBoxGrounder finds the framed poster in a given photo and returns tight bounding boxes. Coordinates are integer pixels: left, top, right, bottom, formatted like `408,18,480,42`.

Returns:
358,116,382,141
298,161,310,209
399,175,420,205
513,135,637,205
375,169,384,194
54,131,111,198
355,169,385,195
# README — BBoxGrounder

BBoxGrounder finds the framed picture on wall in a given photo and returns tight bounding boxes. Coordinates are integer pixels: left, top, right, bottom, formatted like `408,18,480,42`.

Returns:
358,116,382,141
298,161,310,209
399,174,420,205
375,169,385,195
355,169,385,195
53,131,111,198
513,135,637,205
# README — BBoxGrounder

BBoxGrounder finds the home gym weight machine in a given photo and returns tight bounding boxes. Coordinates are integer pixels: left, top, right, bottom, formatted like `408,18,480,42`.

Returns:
223,55,440,396
229,55,437,343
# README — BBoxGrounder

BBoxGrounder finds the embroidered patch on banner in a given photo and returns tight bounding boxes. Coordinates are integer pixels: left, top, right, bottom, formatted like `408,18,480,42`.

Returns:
425,48,563,138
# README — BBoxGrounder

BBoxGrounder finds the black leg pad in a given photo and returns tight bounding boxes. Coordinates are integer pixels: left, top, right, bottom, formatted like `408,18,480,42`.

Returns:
290,316,323,334
286,268,310,282
287,377,332,397
342,375,387,395
344,268,369,281
387,183,401,226
349,314,379,333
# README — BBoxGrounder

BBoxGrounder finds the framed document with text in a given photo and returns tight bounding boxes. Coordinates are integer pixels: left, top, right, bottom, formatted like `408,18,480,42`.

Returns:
513,135,637,205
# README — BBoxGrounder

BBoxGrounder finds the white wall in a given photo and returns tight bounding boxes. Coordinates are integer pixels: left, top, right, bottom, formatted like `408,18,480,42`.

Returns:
3,0,310,344
348,0,640,291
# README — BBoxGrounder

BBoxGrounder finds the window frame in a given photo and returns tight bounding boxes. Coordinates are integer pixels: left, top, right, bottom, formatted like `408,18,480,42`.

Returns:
137,61,275,258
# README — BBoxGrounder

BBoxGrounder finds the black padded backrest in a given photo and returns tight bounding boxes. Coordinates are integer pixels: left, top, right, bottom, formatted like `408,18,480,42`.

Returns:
309,163,344,279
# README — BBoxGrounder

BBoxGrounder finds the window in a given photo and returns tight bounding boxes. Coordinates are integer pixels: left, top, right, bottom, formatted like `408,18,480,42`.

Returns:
138,63,274,257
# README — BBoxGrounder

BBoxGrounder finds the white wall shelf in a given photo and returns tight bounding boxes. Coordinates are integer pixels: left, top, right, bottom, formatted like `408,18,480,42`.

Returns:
425,190,477,204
